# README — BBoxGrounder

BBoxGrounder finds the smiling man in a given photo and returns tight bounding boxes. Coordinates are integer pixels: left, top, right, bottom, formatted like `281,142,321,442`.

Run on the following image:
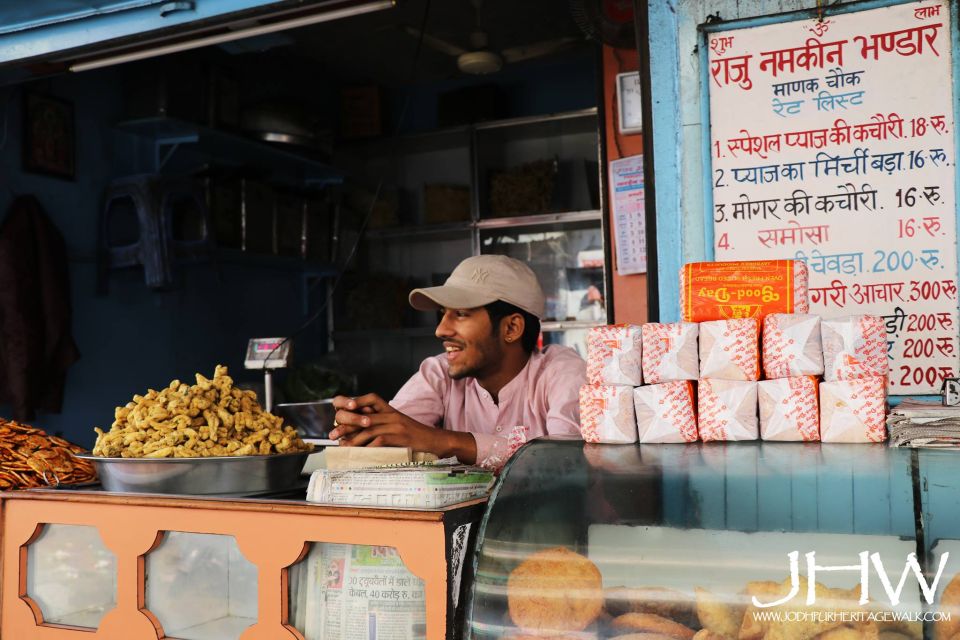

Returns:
329,255,587,469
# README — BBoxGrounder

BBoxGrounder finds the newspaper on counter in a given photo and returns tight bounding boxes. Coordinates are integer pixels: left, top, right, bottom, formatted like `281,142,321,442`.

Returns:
888,400,960,447
586,324,643,386
819,376,888,442
640,322,699,383
634,381,698,443
698,378,759,442
579,384,638,443
307,463,494,508
821,315,888,381
296,542,426,640
762,313,824,378
758,376,820,441
698,318,761,381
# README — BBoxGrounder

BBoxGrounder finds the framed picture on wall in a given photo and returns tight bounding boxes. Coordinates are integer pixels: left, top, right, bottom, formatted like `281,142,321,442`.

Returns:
22,93,75,180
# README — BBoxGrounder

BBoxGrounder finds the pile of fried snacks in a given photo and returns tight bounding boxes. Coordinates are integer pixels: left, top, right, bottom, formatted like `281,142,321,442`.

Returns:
93,365,312,458
0,419,97,489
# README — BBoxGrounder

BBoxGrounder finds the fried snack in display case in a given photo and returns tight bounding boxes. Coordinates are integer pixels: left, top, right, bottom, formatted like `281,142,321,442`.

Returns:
466,440,960,640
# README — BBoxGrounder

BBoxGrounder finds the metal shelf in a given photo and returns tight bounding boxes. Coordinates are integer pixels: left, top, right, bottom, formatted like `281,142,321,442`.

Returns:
365,210,602,241
476,209,602,230
365,221,473,240
473,107,598,131
540,320,605,332
117,117,344,187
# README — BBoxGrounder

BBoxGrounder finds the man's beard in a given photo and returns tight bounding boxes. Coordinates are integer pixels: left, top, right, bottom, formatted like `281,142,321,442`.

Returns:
447,338,502,380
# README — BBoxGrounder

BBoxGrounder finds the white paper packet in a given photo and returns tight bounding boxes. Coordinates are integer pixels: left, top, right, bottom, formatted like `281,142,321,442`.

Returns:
758,376,820,441
819,376,888,442
634,381,698,443
579,384,638,443
641,322,700,383
762,313,824,378
698,378,759,442
586,324,643,386
698,318,760,381
821,315,888,381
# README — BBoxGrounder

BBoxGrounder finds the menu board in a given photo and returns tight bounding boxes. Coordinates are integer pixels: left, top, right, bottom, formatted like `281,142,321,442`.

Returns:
707,0,959,394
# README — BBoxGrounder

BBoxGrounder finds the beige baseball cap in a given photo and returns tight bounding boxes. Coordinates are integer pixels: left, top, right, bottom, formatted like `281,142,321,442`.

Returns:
409,255,546,319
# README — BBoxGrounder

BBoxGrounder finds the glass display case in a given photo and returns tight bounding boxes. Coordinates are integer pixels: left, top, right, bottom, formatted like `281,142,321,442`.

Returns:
467,440,960,640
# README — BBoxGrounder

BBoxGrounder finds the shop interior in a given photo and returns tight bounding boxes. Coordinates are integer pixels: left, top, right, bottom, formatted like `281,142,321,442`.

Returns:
0,0,618,447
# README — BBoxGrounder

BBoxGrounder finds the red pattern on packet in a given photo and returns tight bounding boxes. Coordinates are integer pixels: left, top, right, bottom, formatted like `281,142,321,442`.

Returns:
762,314,791,379
579,385,604,442
697,379,729,442
662,381,698,441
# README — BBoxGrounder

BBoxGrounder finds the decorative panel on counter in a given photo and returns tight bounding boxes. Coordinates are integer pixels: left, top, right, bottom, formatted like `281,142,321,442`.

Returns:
1,491,484,640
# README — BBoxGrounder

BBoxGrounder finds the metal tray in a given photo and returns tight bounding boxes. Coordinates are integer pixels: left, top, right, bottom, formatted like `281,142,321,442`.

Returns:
74,450,313,496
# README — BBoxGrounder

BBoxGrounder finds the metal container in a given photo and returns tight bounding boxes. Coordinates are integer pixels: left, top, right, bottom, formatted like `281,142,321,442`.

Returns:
74,451,312,496
274,400,336,438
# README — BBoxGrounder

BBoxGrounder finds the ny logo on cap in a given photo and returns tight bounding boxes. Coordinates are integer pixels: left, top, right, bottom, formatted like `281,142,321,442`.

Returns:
471,268,490,284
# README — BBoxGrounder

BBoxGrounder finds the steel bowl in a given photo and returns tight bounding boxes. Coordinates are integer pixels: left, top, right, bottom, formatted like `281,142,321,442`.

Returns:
274,400,335,438
74,450,312,496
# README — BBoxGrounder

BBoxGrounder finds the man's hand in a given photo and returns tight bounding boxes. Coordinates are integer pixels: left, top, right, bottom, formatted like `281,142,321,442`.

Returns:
329,394,477,462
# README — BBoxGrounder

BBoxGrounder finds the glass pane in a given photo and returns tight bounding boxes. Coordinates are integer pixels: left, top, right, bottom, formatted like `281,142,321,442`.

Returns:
26,524,117,628
468,441,925,640
145,532,257,639
288,543,426,640
475,115,599,217
480,221,605,324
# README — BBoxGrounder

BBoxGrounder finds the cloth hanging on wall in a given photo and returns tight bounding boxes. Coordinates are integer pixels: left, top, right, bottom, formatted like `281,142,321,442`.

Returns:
0,195,80,420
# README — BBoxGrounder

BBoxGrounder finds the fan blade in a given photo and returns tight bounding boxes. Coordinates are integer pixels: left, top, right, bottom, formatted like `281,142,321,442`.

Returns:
501,36,582,64
399,25,468,58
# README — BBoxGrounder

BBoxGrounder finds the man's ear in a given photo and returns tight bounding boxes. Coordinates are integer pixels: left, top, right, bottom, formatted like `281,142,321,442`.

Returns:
502,313,525,345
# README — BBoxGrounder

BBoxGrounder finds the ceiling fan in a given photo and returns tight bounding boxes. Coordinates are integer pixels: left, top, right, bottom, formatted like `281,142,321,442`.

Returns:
401,0,583,75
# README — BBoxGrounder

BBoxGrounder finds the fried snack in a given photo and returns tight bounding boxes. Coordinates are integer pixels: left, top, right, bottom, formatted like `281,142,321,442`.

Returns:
92,365,311,458
874,620,920,640
605,586,697,626
611,613,696,640
695,587,745,639
739,578,862,640
613,634,683,640
508,546,604,633
937,572,960,640
738,582,782,640
505,636,591,640
817,623,879,640
694,631,731,640
0,418,97,489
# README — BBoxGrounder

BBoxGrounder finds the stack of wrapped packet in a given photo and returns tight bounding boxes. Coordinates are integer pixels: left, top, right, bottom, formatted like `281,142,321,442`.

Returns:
697,318,761,441
758,313,824,441
579,325,643,443
819,315,889,442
